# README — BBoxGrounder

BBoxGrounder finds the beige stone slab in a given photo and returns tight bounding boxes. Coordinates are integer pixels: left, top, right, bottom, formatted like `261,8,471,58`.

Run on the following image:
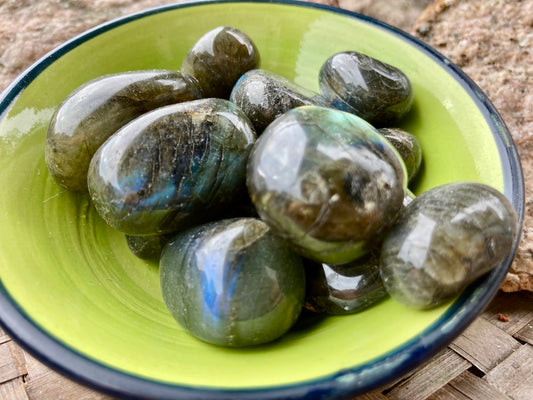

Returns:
413,0,533,292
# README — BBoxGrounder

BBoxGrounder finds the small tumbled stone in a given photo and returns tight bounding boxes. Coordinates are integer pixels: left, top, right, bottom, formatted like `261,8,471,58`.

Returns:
230,69,326,133
380,181,519,309
319,51,413,126
378,127,422,183
181,26,260,99
160,218,305,347
125,234,171,260
304,250,388,315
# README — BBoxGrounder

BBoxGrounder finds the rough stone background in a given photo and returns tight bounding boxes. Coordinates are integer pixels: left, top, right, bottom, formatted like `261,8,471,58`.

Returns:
413,0,533,292
0,0,432,89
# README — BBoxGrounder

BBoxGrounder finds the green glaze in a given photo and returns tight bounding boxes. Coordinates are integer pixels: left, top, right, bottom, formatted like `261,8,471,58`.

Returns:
0,1,507,391
160,218,305,347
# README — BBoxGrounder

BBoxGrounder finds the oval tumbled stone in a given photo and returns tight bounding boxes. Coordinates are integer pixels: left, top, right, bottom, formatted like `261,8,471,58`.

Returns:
230,69,326,133
181,26,260,99
88,98,256,235
380,181,519,309
160,218,305,347
319,51,413,126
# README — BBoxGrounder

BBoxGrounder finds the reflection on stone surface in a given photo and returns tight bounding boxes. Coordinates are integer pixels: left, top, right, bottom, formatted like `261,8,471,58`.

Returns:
159,218,305,347
380,181,519,309
181,26,260,99
247,105,405,264
319,51,413,126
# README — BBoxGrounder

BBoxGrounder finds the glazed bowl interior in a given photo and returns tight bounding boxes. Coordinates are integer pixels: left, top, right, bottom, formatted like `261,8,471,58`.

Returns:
0,1,523,399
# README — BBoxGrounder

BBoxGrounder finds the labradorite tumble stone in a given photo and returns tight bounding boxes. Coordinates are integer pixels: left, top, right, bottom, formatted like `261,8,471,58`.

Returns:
45,70,203,192
304,250,388,315
380,182,519,309
247,105,406,264
88,98,256,235
378,127,422,183
319,51,413,126
181,26,260,99
160,218,305,347
230,69,326,133
126,234,170,260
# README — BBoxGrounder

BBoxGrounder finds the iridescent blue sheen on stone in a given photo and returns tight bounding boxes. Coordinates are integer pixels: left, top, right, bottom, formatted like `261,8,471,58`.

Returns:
247,105,406,264
160,218,305,347
88,98,256,235
230,69,326,133
380,182,519,309
319,51,413,126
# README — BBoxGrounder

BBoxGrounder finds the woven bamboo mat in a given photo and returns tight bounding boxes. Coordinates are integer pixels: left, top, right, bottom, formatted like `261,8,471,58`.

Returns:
1,291,533,399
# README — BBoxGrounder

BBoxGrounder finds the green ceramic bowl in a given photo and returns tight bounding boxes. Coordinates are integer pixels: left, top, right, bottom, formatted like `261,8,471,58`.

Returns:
0,1,523,399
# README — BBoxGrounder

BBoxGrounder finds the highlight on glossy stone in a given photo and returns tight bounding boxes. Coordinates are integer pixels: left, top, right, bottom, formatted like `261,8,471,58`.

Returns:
45,70,203,192
378,127,422,183
247,105,406,264
319,51,413,126
380,181,519,309
304,249,388,315
181,26,260,99
230,69,326,133
88,98,256,236
159,218,305,347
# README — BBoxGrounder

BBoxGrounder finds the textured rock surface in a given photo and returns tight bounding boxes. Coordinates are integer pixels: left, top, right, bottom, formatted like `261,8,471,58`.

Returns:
413,0,533,292
0,0,431,90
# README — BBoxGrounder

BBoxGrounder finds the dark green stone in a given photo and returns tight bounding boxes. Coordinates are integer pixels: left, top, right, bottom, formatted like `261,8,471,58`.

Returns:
126,234,171,260
88,98,256,235
230,69,326,133
160,218,305,347
247,105,406,264
181,26,260,99
380,182,518,309
304,249,388,315
319,51,413,126
45,70,203,192
378,127,422,183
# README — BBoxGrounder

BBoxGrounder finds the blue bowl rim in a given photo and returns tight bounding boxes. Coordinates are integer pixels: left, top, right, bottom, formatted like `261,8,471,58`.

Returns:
0,0,524,399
